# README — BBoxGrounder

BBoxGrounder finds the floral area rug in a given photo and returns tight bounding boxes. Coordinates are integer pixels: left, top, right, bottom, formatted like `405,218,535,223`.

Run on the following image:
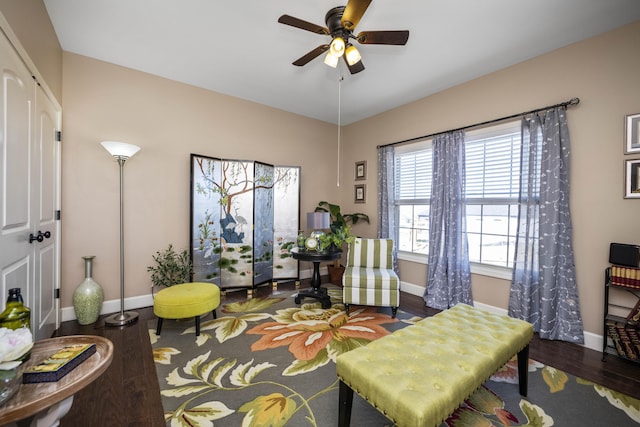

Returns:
148,286,640,426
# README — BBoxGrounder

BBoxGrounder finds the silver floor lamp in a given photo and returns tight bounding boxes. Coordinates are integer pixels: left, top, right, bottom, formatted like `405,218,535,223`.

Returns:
101,140,141,326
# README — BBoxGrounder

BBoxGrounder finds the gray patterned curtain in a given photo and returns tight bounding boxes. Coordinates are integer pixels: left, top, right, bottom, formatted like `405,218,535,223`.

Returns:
509,108,584,343
423,131,472,309
377,146,398,271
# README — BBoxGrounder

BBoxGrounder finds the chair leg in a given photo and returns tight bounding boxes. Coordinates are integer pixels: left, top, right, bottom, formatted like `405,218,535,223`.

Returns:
338,380,354,427
391,307,398,318
156,318,163,335
345,304,350,315
195,316,201,336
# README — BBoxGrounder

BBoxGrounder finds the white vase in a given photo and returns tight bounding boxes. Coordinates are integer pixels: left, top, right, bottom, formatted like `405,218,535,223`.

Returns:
72,256,104,325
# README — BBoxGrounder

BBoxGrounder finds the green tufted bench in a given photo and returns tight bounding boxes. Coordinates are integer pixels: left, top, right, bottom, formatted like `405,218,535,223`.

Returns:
336,303,534,427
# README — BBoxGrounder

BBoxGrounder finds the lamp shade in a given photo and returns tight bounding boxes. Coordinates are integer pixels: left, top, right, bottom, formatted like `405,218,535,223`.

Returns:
329,37,345,57
345,44,361,66
307,212,330,229
324,52,339,68
101,141,141,159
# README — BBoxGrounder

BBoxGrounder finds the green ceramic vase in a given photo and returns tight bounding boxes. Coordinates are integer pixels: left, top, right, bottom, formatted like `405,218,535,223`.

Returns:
72,256,104,325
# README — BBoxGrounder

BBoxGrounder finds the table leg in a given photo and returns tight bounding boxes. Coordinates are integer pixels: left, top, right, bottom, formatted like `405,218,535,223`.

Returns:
338,380,353,427
30,395,74,427
295,261,332,308
517,345,529,397
311,261,321,289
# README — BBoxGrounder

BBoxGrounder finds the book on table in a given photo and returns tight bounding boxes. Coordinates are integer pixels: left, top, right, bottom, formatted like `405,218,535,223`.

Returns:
22,343,96,383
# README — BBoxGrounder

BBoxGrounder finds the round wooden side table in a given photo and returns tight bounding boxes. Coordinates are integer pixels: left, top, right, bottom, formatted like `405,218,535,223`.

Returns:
0,335,113,427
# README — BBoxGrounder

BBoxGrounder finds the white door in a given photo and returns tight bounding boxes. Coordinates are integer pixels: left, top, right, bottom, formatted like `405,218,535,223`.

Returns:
32,84,60,340
0,29,60,340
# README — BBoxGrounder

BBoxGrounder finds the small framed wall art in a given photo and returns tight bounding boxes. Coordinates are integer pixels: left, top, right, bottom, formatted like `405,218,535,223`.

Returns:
354,184,366,203
624,158,640,198
625,113,640,154
355,161,366,180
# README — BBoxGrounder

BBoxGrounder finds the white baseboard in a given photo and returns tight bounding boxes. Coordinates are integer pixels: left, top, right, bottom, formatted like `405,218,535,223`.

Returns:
62,274,603,353
61,293,154,323
399,280,424,298
300,267,315,280
583,331,602,353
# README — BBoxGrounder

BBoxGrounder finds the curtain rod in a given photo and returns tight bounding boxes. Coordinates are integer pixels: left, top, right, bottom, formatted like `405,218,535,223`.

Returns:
377,97,580,149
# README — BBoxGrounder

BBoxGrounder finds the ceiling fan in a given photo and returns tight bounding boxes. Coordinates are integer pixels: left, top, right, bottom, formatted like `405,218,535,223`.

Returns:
278,0,409,74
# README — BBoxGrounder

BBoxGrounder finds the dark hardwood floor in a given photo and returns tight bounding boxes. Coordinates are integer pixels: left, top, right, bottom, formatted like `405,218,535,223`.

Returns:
54,279,640,426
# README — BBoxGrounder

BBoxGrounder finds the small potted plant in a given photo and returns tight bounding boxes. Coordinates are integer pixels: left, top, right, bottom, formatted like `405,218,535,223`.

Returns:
147,244,193,292
314,201,370,285
318,225,353,252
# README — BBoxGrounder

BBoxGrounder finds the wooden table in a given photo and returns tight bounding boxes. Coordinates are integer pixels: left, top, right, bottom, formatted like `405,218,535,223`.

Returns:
291,247,342,308
0,335,113,426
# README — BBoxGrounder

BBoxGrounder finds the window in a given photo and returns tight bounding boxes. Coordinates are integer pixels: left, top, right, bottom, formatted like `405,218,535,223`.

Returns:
395,121,521,272
395,142,432,255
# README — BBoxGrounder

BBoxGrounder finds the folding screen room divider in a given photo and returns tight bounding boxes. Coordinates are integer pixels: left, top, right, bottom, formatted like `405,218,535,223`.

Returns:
190,154,300,291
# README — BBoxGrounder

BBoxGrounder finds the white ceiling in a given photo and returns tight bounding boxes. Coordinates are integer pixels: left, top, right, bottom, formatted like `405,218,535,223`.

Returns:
43,0,640,125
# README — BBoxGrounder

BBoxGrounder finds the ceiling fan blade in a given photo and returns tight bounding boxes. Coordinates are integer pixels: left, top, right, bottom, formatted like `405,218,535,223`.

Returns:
356,30,410,45
278,15,329,35
341,0,372,31
343,55,365,74
292,45,330,66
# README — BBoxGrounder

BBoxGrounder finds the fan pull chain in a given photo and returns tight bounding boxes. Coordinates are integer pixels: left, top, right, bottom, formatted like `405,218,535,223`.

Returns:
337,75,343,187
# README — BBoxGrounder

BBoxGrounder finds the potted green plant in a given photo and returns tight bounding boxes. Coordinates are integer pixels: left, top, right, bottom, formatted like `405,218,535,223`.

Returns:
318,225,353,252
315,201,370,235
314,201,370,285
147,244,193,291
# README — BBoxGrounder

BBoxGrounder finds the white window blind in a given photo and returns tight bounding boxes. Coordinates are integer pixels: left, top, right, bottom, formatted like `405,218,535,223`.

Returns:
465,122,521,201
394,122,521,202
395,143,432,202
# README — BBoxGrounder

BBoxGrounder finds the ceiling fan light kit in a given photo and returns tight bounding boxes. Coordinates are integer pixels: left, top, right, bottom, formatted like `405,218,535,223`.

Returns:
278,0,409,74
329,37,346,57
324,51,340,68
345,44,361,66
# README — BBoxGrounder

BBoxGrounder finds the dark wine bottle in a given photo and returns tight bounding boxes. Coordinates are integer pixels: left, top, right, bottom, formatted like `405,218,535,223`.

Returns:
0,288,31,330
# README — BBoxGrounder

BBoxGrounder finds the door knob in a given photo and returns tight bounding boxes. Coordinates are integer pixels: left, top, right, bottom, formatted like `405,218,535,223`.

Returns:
28,230,51,243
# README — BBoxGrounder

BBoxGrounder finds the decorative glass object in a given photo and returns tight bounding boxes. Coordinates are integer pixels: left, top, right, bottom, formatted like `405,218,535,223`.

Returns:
0,327,32,406
0,368,20,406
0,288,30,330
297,231,306,249
72,256,104,325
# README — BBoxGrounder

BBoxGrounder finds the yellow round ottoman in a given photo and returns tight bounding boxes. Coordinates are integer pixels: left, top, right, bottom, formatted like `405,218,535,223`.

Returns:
154,282,220,336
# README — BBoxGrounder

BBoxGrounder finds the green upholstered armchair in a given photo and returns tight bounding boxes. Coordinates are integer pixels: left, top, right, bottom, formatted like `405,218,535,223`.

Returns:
342,238,400,318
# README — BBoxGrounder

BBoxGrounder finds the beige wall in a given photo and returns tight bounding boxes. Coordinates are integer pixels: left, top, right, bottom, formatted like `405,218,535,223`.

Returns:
61,53,338,308
2,0,638,339
0,0,62,101
341,20,640,337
